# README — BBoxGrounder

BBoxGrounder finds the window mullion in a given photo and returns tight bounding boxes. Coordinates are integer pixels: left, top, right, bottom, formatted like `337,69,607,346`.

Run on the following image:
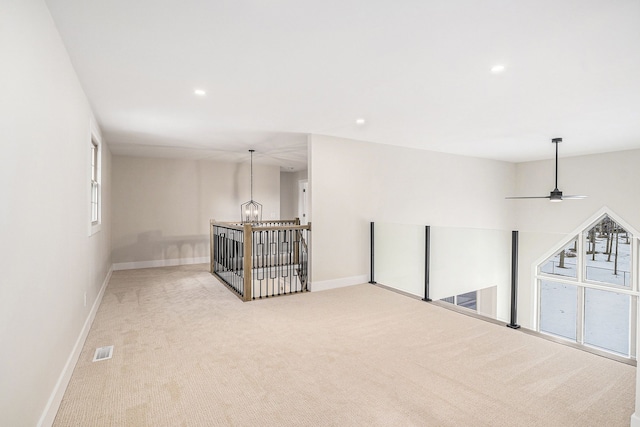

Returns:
634,236,638,293
634,237,638,359
535,278,541,331
576,286,585,345
577,231,584,283
630,296,637,359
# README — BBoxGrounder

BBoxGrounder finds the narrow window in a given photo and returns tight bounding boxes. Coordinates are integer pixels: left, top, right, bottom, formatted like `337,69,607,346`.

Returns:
90,139,100,225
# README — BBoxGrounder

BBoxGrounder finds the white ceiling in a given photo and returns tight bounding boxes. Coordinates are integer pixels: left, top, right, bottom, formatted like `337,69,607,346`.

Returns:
45,0,640,169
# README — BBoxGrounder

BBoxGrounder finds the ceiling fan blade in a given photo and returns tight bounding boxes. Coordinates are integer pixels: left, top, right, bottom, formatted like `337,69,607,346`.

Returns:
562,195,588,199
505,196,551,199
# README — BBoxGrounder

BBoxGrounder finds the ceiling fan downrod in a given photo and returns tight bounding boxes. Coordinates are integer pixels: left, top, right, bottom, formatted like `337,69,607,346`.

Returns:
553,137,561,192
505,137,587,202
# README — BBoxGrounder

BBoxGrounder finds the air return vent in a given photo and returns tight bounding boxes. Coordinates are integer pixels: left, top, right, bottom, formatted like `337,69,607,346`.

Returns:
93,345,114,362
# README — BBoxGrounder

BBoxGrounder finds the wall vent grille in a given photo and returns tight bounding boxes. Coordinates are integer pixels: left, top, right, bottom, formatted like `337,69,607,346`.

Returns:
93,345,114,362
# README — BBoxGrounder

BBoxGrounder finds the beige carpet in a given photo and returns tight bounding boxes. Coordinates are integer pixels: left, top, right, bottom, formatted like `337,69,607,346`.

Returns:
54,264,635,426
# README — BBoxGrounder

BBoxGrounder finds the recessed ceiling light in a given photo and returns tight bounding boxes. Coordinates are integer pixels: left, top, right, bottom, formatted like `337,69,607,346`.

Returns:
355,118,366,125
194,89,206,96
491,65,505,73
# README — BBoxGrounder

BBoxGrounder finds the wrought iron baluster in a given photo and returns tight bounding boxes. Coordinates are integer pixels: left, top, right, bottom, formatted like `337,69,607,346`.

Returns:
255,230,261,298
279,230,282,292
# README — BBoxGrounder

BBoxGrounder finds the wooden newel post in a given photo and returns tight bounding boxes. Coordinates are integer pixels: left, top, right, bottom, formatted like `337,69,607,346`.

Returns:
294,217,301,265
210,220,215,274
243,223,253,301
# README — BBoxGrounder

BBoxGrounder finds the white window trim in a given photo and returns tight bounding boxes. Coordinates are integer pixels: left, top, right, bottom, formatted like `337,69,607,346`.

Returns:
531,207,639,359
89,120,102,236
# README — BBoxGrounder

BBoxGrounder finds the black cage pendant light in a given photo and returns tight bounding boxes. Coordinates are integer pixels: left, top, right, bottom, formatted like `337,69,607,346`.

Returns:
241,149,262,223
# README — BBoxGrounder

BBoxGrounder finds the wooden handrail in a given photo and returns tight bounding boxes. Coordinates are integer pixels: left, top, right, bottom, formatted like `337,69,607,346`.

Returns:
211,219,302,227
211,219,310,233
210,221,244,231
252,225,311,232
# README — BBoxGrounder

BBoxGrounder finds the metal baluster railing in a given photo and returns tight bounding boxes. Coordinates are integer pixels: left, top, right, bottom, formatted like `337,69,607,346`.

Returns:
211,220,310,301
211,222,245,298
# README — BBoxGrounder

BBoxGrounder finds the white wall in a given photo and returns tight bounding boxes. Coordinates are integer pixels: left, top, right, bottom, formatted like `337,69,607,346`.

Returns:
0,1,112,425
309,134,516,289
112,156,280,267
514,148,640,329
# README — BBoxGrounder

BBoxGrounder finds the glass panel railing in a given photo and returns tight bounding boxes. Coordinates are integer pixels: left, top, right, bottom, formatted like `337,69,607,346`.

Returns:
373,222,425,298
372,222,512,322
371,223,637,360
430,226,512,322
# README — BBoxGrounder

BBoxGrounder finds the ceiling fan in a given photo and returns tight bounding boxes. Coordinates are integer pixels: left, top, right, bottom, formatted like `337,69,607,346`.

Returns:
506,137,587,202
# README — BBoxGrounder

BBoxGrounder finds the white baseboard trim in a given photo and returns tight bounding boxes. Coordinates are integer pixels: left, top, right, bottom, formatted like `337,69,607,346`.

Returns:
113,256,209,271
631,413,640,427
310,275,368,292
38,265,113,427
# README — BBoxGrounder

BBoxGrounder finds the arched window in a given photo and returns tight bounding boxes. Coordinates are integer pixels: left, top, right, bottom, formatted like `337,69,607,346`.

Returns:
536,212,638,359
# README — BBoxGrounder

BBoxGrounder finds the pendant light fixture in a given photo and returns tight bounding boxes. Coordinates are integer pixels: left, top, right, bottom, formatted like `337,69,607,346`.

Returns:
241,149,262,223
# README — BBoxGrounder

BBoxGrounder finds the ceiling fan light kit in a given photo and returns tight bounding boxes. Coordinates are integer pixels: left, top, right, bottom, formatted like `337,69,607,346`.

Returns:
549,189,563,202
506,137,587,202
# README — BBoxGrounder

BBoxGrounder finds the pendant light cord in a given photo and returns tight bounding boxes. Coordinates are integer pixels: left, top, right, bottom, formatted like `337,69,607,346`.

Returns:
249,149,255,200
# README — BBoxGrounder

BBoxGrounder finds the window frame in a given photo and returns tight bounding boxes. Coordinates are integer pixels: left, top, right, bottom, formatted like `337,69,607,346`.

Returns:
91,140,98,223
534,210,639,360
89,123,102,235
